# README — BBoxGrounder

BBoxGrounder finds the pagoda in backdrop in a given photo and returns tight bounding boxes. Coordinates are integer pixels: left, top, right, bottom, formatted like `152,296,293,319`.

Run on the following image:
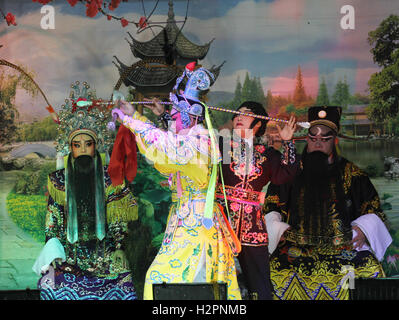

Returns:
113,0,224,104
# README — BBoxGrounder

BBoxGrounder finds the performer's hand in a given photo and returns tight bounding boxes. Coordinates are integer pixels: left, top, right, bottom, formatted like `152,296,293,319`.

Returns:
277,115,297,141
143,97,165,116
351,226,367,249
118,100,135,116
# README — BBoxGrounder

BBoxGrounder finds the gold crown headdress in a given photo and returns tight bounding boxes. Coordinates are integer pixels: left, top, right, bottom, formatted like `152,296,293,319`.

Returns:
55,81,113,157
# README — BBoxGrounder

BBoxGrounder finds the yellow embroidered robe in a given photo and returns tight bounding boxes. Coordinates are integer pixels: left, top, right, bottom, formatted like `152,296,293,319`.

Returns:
123,112,241,300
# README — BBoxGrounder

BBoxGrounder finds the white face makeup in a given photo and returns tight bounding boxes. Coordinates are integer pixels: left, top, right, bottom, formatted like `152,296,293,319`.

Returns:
306,124,335,156
71,133,95,158
232,107,261,139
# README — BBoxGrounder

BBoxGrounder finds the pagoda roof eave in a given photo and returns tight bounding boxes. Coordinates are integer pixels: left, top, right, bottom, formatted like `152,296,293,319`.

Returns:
115,61,181,88
128,24,213,60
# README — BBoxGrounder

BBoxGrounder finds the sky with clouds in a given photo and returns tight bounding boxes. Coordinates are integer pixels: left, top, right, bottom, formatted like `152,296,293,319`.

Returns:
0,0,398,120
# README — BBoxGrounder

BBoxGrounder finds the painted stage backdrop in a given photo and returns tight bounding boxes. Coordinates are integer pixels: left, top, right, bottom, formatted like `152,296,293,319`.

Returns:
0,0,398,294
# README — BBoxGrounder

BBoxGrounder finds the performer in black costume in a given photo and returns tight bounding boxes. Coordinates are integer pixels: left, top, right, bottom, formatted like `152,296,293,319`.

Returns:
264,106,392,300
216,101,298,300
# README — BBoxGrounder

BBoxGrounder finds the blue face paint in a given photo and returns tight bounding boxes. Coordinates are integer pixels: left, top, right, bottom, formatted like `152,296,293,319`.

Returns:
169,66,215,129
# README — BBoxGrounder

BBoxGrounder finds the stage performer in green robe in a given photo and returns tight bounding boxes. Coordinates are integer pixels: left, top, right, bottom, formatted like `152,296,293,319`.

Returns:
32,82,138,300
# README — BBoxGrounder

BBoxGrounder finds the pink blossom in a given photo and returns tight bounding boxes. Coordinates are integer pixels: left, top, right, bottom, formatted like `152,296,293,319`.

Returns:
67,0,78,7
121,18,129,27
5,12,17,26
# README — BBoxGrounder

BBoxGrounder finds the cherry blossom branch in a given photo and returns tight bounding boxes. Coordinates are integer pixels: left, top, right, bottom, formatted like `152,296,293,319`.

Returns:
0,7,17,26
31,0,187,30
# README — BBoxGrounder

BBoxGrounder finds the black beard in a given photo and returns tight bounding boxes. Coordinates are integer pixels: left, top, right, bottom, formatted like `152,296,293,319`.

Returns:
302,151,330,185
72,155,96,234
74,155,94,176
289,150,333,235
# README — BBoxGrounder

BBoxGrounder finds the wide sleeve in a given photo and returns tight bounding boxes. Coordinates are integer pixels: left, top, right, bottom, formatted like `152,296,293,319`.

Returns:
263,182,292,222
122,112,213,187
32,175,67,276
123,112,208,163
105,172,138,250
263,182,292,254
346,162,387,223
265,141,299,185
44,195,65,243
45,172,67,244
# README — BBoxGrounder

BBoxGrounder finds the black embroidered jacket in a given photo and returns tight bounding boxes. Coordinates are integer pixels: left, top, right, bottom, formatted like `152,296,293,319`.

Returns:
217,135,298,247
264,156,387,247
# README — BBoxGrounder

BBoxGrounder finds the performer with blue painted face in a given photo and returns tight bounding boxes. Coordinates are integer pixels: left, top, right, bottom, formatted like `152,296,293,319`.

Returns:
112,63,242,300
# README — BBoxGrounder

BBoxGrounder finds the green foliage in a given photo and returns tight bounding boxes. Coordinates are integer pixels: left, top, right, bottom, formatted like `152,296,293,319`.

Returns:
367,56,399,123
124,154,173,299
124,219,158,300
208,100,236,129
211,73,267,128
0,66,38,145
0,103,19,145
17,116,58,142
131,153,172,239
316,78,330,106
367,15,399,123
8,162,55,242
232,77,242,107
381,228,399,277
368,14,399,67
285,104,295,114
285,104,307,118
6,191,46,243
331,78,351,109
151,232,165,249
381,201,393,211
349,93,370,105
381,193,393,201
241,73,253,102
15,171,40,195
240,72,266,106
14,161,56,195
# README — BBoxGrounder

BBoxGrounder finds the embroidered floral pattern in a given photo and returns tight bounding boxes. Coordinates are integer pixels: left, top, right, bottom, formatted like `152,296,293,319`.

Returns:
218,136,297,247
255,145,265,153
230,202,240,212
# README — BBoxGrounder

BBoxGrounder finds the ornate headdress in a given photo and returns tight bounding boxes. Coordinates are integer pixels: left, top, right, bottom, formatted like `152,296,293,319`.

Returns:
169,62,216,128
55,81,113,159
53,81,112,243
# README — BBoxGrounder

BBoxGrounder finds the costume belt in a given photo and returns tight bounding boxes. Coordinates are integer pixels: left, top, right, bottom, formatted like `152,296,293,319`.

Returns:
215,185,265,206
171,190,207,202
